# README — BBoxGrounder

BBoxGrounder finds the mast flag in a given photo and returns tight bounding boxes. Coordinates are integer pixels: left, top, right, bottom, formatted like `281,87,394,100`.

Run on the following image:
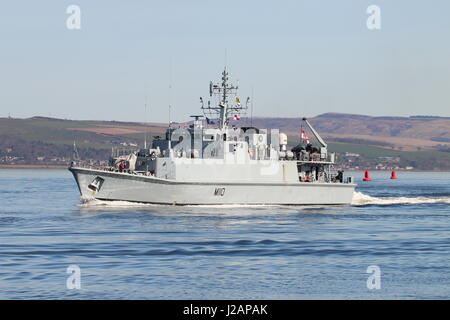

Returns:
301,129,310,144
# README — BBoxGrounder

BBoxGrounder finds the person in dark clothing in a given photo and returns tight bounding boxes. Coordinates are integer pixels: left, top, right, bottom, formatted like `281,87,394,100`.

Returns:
336,170,343,183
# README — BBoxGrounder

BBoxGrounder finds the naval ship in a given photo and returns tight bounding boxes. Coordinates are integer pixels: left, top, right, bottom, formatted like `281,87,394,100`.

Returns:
69,69,356,205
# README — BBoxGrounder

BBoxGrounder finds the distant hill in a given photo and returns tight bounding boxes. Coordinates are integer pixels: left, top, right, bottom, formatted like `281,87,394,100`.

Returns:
246,113,450,151
1,113,450,169
0,117,166,166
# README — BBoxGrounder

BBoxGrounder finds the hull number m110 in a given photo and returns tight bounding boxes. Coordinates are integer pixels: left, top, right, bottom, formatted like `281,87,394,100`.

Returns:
214,188,225,196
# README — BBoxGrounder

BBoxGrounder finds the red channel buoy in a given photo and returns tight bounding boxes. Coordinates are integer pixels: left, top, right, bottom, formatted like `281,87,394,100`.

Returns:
390,171,398,179
363,170,372,181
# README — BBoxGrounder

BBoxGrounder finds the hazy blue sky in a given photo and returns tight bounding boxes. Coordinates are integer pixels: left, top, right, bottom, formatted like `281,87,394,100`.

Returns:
1,1,450,122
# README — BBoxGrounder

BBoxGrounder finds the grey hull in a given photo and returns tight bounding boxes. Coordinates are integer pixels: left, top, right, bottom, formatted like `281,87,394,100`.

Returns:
70,167,356,205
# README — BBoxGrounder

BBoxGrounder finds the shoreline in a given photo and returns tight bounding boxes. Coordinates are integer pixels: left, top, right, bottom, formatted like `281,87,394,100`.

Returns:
0,165,68,169
0,164,449,172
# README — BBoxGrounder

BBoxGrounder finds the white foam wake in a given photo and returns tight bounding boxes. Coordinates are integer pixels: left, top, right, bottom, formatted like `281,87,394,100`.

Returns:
79,197,160,208
79,193,450,208
351,191,450,206
79,197,282,209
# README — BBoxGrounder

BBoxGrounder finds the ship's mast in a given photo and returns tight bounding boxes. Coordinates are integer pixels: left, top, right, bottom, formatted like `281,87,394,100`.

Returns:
201,67,247,129
219,68,229,128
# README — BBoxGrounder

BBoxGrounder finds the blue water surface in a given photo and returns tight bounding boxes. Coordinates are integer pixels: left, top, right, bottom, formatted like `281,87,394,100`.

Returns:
0,169,449,299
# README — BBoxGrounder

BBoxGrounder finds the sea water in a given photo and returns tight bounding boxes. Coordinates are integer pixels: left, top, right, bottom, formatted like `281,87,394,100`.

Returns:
0,169,449,299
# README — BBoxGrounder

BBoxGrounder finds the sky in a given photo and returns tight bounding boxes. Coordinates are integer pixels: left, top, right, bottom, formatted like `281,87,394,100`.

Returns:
1,0,449,123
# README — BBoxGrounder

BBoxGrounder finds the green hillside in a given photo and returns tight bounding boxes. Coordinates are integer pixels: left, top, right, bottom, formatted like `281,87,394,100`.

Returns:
0,117,163,150
1,116,449,170
327,142,450,170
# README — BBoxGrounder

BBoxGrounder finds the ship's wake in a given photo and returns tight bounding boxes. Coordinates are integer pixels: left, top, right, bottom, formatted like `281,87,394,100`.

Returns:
351,191,450,206
78,193,450,209
79,197,159,208
78,197,278,209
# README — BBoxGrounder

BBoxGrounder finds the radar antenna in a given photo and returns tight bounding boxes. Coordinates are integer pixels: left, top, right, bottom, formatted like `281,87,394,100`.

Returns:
200,68,249,128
